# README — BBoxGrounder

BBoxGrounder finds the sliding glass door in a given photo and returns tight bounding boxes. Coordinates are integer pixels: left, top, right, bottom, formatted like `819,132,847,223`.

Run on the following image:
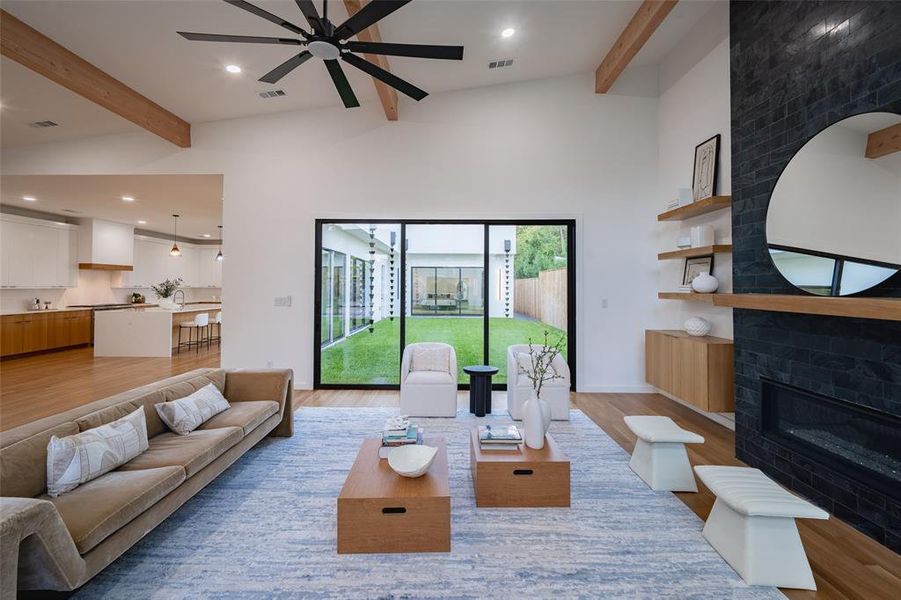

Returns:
314,220,574,389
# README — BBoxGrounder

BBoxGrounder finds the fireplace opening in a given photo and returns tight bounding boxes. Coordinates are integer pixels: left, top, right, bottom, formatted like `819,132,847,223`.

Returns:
761,378,900,500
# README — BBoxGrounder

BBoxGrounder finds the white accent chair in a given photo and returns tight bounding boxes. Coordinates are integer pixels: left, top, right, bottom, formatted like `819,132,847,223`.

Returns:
400,343,458,417
695,465,829,590
506,344,570,421
624,415,704,492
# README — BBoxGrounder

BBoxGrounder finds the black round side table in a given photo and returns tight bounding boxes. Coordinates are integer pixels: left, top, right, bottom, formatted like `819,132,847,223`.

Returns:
464,365,499,417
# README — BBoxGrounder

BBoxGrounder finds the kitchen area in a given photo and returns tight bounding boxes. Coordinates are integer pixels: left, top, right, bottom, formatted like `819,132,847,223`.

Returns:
0,174,224,359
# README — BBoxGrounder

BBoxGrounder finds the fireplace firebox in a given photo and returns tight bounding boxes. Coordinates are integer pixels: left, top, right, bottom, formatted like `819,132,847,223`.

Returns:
760,378,900,501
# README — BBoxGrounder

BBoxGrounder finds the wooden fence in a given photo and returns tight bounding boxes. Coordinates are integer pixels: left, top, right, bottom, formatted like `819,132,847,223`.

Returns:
513,267,567,331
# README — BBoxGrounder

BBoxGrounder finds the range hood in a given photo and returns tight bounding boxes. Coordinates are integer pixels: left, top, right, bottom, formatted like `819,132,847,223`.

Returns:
77,219,134,271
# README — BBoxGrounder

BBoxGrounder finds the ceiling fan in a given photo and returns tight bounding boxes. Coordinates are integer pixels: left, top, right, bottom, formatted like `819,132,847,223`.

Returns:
178,0,464,108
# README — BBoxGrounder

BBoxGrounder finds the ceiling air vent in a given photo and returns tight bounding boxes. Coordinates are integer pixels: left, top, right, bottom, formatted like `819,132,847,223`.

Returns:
488,59,514,70
29,120,59,128
61,209,82,214
258,90,287,99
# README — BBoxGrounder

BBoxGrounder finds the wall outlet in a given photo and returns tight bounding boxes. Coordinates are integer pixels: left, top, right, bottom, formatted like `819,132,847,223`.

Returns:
274,295,292,307
266,360,274,368
601,299,608,309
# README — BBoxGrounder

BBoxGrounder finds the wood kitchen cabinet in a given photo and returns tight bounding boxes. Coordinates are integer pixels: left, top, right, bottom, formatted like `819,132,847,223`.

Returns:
1,310,92,357
645,330,734,412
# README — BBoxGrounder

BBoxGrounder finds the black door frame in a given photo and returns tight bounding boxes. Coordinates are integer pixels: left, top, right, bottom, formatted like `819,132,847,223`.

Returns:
313,219,576,390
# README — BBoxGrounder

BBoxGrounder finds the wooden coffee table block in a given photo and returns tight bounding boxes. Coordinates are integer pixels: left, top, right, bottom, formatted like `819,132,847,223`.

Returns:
337,438,450,554
470,429,570,507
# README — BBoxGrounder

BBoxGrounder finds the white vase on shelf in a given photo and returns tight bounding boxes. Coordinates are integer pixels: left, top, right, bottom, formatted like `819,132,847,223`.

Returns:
522,390,552,450
684,316,712,337
691,273,719,293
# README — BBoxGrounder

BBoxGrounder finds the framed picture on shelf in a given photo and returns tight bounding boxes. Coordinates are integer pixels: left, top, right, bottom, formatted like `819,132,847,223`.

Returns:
682,255,714,288
692,134,720,201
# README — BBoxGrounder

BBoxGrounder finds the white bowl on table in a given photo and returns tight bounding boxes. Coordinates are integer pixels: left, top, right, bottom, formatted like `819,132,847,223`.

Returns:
387,445,438,478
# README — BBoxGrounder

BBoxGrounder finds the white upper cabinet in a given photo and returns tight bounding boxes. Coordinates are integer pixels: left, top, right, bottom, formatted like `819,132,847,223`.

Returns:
114,236,221,289
0,216,79,289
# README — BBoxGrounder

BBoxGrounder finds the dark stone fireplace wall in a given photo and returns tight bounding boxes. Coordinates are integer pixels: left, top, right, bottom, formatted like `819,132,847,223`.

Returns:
730,1,901,551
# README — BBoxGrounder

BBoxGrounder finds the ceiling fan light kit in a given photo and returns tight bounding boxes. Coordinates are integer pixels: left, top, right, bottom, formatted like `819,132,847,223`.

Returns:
178,0,464,109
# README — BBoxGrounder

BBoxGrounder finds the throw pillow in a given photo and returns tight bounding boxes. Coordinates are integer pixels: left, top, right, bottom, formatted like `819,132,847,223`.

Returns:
155,383,230,435
410,346,448,372
47,407,149,497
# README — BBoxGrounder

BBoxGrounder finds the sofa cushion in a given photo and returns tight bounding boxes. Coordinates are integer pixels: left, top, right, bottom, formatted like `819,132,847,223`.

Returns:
405,371,454,385
47,407,149,497
76,370,227,439
155,383,230,435
1,422,79,499
118,427,243,478
410,345,450,372
45,466,185,554
198,401,278,436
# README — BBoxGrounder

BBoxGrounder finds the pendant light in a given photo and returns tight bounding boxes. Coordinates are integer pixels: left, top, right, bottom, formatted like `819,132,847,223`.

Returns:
215,225,223,261
169,214,181,256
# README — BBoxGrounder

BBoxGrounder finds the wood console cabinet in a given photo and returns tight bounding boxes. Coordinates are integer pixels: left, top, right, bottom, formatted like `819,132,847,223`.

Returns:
1,310,92,357
645,329,734,412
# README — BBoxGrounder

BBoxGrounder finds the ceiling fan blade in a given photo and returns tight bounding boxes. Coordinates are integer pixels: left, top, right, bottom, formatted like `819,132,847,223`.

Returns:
259,51,314,83
223,0,307,36
324,60,360,108
178,32,303,45
341,52,427,101
294,0,325,35
334,0,412,40
344,41,463,60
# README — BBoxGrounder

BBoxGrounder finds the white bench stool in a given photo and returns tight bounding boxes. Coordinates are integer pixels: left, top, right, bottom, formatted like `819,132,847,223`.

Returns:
695,465,829,590
623,416,704,492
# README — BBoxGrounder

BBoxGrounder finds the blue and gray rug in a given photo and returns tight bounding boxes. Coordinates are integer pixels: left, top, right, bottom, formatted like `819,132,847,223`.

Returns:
76,408,784,599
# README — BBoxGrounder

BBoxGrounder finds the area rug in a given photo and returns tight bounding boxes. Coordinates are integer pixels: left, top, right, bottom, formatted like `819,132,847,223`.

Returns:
75,408,784,599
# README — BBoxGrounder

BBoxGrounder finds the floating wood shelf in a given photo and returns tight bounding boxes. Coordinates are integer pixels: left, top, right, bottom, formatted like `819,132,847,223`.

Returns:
658,245,732,260
657,292,727,302
657,196,731,221
712,294,901,321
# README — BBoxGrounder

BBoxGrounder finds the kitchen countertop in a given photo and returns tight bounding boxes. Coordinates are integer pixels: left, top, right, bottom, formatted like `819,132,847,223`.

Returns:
1,301,220,317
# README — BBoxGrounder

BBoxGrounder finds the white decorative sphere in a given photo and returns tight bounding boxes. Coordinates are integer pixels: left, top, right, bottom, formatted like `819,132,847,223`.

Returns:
691,273,719,293
684,316,712,337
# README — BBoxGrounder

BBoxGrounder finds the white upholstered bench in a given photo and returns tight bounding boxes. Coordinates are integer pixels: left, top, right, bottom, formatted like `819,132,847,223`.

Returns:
694,465,829,590
623,415,704,492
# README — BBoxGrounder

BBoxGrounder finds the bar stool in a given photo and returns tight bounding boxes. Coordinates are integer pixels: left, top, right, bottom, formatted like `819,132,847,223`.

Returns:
177,313,209,354
210,311,222,346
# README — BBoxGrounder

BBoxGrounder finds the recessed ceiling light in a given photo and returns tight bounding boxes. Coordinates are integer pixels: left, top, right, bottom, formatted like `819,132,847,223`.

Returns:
501,28,515,38
137,220,147,225
22,196,36,202
225,64,242,74
121,195,135,202
202,233,211,238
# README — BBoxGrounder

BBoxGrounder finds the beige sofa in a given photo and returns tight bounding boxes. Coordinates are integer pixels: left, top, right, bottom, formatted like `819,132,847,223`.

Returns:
0,368,293,597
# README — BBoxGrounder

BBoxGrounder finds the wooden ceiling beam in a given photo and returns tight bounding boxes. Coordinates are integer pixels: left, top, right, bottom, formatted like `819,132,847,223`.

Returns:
342,0,398,121
0,9,191,147
595,0,678,94
865,122,901,159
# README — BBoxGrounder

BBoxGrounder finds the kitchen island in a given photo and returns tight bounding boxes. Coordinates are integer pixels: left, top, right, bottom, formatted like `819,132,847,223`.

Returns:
93,303,221,357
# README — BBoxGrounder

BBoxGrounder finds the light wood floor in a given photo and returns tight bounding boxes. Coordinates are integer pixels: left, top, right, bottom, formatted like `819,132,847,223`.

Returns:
2,347,899,599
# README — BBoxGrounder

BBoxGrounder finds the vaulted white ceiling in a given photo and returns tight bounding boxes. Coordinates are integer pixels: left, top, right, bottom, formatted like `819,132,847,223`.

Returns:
0,0,722,148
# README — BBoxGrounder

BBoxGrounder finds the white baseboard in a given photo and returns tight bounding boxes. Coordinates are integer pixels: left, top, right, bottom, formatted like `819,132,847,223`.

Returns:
576,384,656,393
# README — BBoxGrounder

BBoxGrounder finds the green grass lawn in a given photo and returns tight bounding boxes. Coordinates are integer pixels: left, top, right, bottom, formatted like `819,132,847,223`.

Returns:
320,317,567,385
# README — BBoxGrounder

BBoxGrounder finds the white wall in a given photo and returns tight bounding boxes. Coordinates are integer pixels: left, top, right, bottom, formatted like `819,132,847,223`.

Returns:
654,2,734,340
1,70,661,391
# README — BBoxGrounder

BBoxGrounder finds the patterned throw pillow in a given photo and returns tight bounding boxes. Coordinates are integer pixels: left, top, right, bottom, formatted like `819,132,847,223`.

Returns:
47,407,149,497
155,383,230,435
410,346,449,372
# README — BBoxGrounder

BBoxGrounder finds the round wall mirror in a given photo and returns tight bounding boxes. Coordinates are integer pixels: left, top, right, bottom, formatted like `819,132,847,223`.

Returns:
766,112,901,296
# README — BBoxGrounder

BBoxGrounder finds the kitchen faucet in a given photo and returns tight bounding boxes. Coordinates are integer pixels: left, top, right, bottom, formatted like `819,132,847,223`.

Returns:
173,289,186,309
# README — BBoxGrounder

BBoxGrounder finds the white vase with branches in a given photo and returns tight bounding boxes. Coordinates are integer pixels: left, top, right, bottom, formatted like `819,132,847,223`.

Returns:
517,331,565,449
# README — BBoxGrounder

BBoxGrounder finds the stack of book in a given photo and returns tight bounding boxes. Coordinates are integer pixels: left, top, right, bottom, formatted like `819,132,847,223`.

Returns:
379,419,423,458
478,424,522,451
